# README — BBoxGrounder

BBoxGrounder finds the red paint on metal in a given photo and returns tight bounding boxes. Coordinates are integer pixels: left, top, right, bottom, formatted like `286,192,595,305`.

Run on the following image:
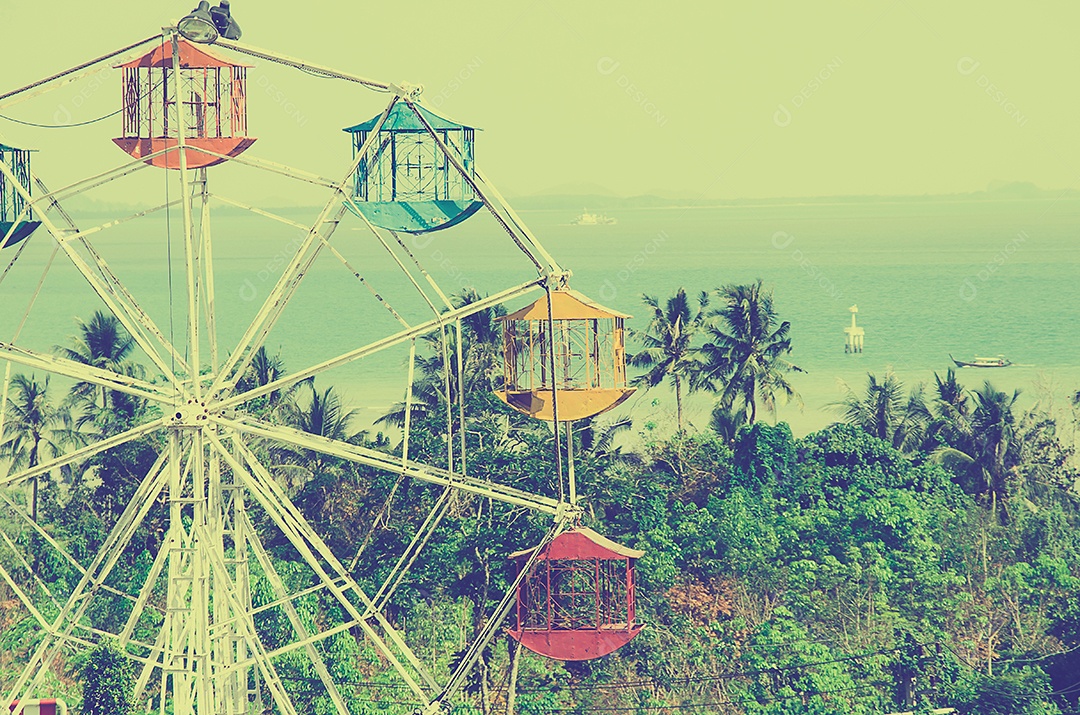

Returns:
112,137,256,169
507,528,645,661
116,39,250,69
508,527,644,561
9,700,58,715
508,626,643,661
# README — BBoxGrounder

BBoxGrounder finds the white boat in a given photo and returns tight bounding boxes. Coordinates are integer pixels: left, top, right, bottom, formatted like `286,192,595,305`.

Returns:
570,209,617,226
950,354,1011,368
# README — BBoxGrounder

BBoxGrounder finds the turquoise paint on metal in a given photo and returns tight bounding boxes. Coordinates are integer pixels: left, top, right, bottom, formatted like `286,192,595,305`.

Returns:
344,103,481,235
344,199,483,235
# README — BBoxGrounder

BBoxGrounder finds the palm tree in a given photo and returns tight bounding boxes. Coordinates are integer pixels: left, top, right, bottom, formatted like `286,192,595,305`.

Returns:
456,288,507,394
697,280,802,425
277,381,366,481
709,404,747,444
0,374,67,521
56,311,148,429
833,370,928,451
286,381,360,442
235,346,310,414
922,368,972,451
575,415,635,463
930,381,1021,519
970,382,1021,508
628,288,708,432
378,289,506,429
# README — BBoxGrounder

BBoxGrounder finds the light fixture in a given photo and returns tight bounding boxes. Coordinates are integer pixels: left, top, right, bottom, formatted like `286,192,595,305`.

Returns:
178,1,218,43
210,1,242,41
177,1,241,44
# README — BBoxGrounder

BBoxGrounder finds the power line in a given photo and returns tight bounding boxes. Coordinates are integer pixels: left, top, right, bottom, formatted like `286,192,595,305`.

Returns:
0,105,125,129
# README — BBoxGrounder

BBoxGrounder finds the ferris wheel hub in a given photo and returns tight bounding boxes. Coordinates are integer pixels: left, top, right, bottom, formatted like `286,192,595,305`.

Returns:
169,399,213,427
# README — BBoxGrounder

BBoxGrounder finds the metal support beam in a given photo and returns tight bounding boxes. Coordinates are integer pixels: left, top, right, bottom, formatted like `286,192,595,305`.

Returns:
214,416,561,515
216,278,540,410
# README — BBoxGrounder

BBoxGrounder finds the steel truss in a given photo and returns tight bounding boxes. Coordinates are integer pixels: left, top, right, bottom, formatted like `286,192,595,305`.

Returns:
0,25,582,715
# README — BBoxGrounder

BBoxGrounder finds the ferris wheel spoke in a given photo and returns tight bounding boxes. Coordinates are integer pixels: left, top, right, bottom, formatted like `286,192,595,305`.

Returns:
31,151,167,206
188,522,302,715
368,487,453,613
34,178,194,373
215,202,352,396
344,200,445,315
6,449,169,709
216,416,470,512
215,415,561,515
0,162,185,392
240,510,352,715
50,196,183,242
0,490,158,615
210,97,402,397
0,341,173,404
212,192,412,329
0,33,163,110
195,146,339,188
207,433,439,701
437,519,568,711
475,168,566,276
402,100,557,276
0,415,165,490
212,38,394,93
216,278,540,411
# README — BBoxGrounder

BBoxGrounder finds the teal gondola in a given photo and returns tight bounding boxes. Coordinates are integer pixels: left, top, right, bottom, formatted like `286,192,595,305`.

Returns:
343,103,482,235
0,144,41,248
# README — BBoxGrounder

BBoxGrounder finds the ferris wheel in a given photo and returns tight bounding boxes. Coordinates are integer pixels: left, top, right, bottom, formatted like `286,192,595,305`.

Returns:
0,4,643,715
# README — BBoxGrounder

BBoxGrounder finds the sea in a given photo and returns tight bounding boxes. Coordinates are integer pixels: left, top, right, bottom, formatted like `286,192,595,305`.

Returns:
2,194,1079,441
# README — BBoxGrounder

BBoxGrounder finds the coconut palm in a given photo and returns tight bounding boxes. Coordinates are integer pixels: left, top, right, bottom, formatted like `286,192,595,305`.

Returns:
378,289,506,429
56,311,148,430
697,280,802,425
970,382,1022,505
709,404,747,444
274,381,365,485
930,381,1021,519
286,381,359,442
0,374,68,521
456,287,507,392
575,415,635,463
834,370,928,452
235,346,311,416
628,288,709,432
922,368,973,451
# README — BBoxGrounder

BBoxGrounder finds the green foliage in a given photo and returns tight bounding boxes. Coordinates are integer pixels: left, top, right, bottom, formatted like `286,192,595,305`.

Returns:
79,642,135,715
954,667,1062,715
2,305,1078,715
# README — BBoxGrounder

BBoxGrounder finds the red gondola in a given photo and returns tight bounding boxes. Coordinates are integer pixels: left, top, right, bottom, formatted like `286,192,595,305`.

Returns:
508,528,644,661
113,39,255,169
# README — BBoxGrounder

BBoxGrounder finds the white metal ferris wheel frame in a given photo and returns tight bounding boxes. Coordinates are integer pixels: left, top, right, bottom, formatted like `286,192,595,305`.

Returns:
0,27,587,715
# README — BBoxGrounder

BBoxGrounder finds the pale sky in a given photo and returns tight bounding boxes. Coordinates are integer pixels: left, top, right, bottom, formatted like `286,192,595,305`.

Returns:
1,1,1077,201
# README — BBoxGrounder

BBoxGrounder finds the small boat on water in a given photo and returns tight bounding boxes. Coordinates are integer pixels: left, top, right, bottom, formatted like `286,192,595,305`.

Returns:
570,209,617,226
950,354,1012,368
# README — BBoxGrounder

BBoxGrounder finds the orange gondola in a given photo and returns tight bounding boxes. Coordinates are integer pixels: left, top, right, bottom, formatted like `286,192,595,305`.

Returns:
113,39,255,169
496,290,634,421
